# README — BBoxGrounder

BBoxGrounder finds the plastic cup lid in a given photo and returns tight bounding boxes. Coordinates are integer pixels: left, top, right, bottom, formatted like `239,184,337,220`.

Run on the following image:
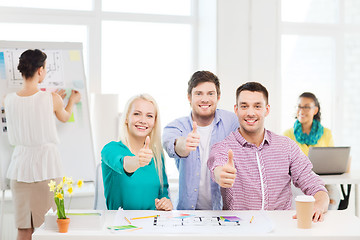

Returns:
295,195,315,202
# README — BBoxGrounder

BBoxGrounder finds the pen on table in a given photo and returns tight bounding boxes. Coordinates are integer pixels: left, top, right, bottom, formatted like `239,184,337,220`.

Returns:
250,216,254,223
124,216,131,224
126,227,143,232
131,215,159,220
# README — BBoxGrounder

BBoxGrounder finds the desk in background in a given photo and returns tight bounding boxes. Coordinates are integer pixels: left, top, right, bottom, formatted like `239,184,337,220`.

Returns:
33,210,360,240
320,171,360,216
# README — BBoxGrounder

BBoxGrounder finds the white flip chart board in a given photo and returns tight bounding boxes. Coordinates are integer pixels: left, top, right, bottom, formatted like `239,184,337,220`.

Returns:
0,41,95,190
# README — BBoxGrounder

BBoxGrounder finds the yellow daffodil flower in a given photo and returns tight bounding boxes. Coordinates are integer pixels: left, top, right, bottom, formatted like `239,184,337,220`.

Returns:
65,177,73,185
50,176,83,219
56,192,64,200
57,181,64,191
48,180,56,192
77,179,83,188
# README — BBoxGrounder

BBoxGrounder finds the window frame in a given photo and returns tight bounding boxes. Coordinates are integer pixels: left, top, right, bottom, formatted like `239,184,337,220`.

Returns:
0,0,202,180
0,1,198,93
280,0,360,170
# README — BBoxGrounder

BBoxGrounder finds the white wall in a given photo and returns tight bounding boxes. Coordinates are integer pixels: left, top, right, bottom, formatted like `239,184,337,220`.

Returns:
216,0,249,112
90,94,121,164
216,0,281,133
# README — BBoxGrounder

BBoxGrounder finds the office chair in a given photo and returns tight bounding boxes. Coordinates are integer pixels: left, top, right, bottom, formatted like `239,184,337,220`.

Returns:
93,163,107,210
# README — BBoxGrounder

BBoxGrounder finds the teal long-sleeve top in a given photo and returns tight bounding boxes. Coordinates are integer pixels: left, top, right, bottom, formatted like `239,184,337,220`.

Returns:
101,141,170,210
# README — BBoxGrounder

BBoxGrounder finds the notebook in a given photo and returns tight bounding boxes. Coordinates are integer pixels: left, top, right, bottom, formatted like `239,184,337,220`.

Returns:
308,147,351,175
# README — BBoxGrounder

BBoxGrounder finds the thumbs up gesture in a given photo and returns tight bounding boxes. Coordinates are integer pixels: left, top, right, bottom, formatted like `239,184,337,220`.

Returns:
174,121,201,157
185,121,200,152
138,136,153,167
214,149,237,188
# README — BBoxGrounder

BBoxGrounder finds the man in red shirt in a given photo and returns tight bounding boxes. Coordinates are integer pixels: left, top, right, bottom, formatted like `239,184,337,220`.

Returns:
208,82,329,222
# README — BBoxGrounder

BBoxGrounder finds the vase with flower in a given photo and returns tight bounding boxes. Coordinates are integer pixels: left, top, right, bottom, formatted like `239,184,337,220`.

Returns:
48,176,83,233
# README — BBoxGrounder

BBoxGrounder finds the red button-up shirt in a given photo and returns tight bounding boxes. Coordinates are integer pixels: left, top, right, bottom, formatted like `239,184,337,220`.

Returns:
208,129,327,210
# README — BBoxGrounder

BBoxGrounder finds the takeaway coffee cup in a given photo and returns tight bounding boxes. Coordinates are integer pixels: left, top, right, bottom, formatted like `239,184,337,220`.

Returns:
295,195,315,229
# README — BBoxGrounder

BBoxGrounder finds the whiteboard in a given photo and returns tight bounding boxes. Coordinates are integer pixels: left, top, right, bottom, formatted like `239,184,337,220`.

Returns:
0,41,95,190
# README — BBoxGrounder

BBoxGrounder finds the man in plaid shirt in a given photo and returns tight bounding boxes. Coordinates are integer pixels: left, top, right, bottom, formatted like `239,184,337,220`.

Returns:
208,82,329,222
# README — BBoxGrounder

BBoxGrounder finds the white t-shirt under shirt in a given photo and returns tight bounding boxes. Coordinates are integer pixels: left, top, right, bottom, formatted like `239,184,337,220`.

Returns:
195,121,214,210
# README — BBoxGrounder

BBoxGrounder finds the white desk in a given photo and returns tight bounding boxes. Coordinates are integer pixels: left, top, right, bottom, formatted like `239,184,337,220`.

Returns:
320,172,360,216
33,210,360,240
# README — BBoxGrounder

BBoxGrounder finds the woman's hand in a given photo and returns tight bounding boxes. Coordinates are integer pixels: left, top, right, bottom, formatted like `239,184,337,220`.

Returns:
123,136,153,173
155,197,173,211
68,90,81,104
55,89,66,99
138,136,153,167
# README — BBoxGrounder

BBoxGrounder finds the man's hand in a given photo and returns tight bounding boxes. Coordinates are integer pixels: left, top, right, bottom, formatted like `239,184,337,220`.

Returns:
184,121,200,151
292,191,329,222
311,191,329,222
214,149,237,188
174,121,200,157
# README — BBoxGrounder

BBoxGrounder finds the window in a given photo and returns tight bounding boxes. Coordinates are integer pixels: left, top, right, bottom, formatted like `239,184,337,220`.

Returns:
281,0,360,170
0,0,197,179
281,35,335,130
281,0,338,23
101,21,192,128
102,0,191,15
0,0,92,10
100,3,194,179
0,23,88,75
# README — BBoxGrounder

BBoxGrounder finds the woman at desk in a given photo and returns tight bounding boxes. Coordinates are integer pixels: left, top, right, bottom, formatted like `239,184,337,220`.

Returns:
101,94,172,211
283,92,340,209
4,49,81,240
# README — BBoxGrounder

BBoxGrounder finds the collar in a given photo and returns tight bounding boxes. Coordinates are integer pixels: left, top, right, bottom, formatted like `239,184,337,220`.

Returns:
188,109,220,127
235,128,271,148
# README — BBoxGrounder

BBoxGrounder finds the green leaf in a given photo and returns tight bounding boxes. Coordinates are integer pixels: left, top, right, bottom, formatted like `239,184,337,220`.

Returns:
55,197,66,219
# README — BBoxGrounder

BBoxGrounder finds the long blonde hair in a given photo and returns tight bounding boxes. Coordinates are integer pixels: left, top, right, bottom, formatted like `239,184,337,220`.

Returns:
118,94,164,187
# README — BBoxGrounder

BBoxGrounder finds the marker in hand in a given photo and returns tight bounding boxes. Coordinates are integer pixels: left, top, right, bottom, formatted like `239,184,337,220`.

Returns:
185,121,200,152
218,149,237,188
138,136,153,167
69,89,81,104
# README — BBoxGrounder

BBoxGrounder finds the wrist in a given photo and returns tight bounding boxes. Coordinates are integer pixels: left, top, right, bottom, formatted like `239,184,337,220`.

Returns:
214,166,222,184
174,137,189,158
68,98,76,106
123,156,139,173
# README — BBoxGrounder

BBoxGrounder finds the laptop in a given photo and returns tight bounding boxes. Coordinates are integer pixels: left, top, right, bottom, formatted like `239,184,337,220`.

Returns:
308,147,351,175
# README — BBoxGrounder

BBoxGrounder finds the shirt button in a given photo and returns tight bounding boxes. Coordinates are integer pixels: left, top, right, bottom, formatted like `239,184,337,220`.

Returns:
194,188,197,192
191,205,194,209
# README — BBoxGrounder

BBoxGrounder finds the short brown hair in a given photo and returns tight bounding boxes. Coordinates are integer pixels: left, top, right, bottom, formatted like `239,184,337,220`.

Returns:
236,82,269,105
187,71,220,96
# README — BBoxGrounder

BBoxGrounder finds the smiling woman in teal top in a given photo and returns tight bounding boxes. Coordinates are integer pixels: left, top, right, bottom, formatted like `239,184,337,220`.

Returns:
101,94,172,211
